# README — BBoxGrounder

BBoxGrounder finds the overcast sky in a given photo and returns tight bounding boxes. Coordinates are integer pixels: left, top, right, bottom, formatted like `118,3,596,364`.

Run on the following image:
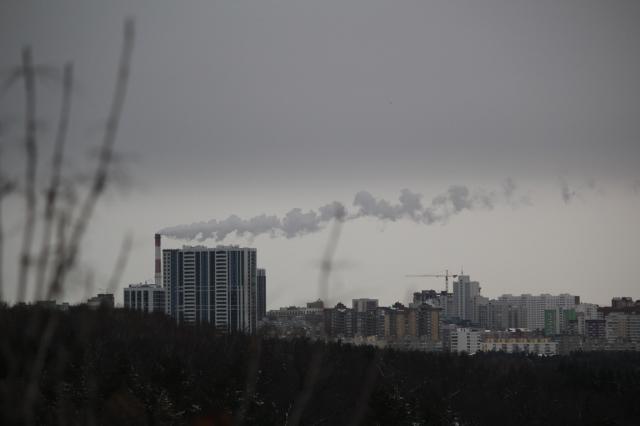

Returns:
1,0,639,307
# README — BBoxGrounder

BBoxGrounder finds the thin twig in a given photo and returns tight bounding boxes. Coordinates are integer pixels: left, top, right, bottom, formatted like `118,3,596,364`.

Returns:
287,214,343,425
0,137,15,300
47,209,69,301
0,180,13,301
106,232,133,295
17,46,37,302
318,216,343,302
48,19,135,298
34,63,73,301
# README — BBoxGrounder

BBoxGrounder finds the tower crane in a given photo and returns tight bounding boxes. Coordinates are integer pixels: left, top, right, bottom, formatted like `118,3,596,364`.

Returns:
405,269,458,293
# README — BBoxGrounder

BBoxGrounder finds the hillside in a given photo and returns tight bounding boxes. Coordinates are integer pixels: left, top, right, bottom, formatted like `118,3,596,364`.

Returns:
1,306,639,425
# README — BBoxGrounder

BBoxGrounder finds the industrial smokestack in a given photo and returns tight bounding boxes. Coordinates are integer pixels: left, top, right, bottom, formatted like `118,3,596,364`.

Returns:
155,233,161,286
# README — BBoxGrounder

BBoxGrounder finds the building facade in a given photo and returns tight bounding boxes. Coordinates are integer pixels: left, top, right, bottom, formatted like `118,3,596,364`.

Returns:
449,328,482,354
497,293,579,331
480,337,557,355
486,300,527,330
413,290,454,320
353,298,379,337
124,283,166,313
163,245,258,333
324,302,354,338
257,268,267,321
452,275,481,322
87,293,114,309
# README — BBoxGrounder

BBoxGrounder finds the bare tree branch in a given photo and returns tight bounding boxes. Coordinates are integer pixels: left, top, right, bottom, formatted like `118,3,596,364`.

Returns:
17,46,38,303
48,19,135,298
34,63,73,302
287,214,344,426
105,232,132,295
0,176,14,301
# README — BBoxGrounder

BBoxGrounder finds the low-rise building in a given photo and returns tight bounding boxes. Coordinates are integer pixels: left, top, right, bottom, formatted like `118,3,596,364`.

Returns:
124,283,166,313
449,328,482,354
87,293,114,309
480,337,558,355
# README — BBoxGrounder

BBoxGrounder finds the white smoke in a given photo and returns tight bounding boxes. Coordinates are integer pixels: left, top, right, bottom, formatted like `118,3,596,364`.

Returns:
159,180,525,241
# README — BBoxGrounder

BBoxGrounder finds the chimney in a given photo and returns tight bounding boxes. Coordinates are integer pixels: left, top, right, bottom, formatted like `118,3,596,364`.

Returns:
155,233,161,286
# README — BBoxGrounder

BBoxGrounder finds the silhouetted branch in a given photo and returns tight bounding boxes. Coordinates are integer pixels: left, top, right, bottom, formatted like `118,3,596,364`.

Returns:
48,19,135,298
17,46,37,302
0,175,14,301
288,214,344,425
318,216,343,302
34,63,73,302
106,232,133,295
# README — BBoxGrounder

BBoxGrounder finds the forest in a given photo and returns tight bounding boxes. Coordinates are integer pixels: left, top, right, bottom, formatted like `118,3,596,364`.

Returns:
1,305,639,425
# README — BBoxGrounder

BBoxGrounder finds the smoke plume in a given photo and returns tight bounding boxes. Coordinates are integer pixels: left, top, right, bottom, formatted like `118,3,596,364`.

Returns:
159,181,524,241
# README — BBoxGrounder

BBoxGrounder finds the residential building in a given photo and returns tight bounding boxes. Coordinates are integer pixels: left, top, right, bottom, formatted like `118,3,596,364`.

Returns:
87,293,114,309
257,269,267,321
378,302,409,341
480,337,557,355
324,302,354,338
163,245,258,333
267,302,324,321
544,308,577,336
452,275,481,322
605,312,640,344
472,295,489,327
497,294,579,331
611,297,636,309
124,283,166,313
585,319,606,340
575,303,601,335
449,328,482,354
486,300,526,330
412,290,453,320
353,298,379,337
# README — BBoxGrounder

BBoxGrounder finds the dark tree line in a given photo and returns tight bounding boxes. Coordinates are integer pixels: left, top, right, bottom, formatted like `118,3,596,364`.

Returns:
1,305,639,425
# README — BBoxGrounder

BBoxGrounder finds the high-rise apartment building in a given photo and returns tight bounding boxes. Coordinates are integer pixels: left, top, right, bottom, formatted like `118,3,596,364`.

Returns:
163,245,258,333
605,312,640,344
324,302,354,338
497,294,579,331
472,295,489,327
257,268,267,321
452,275,481,322
353,298,379,337
413,290,454,320
585,319,606,339
486,301,527,330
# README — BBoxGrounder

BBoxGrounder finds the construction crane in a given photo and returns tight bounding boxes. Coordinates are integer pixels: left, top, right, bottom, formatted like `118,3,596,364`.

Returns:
406,269,458,293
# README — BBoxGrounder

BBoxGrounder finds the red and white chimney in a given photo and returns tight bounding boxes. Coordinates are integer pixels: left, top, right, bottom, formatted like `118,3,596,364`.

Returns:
154,233,162,286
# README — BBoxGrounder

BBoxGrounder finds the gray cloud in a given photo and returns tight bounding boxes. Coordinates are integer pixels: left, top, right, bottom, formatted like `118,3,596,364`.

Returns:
160,181,526,241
